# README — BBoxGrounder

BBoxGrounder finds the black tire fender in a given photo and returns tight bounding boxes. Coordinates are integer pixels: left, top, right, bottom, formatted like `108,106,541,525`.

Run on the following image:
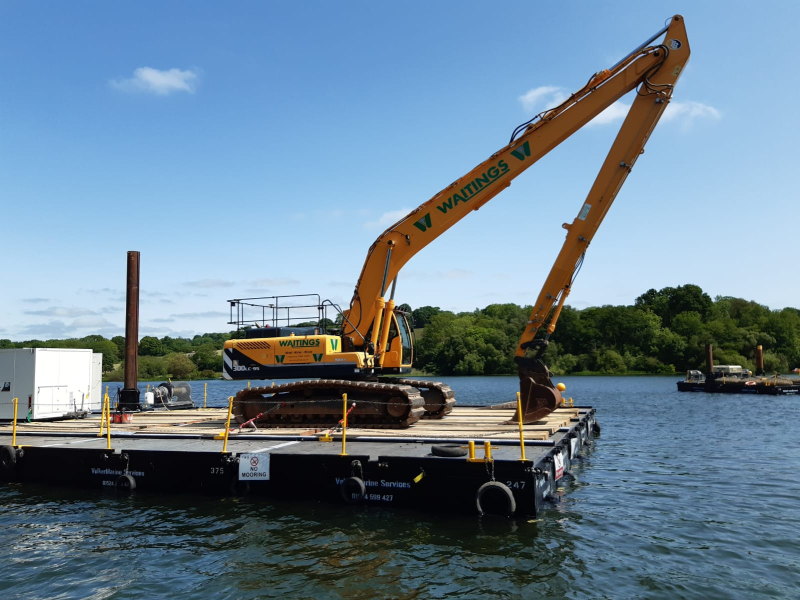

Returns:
0,445,17,472
431,444,467,457
115,474,136,492
475,481,517,517
592,420,601,436
230,477,251,497
339,476,366,504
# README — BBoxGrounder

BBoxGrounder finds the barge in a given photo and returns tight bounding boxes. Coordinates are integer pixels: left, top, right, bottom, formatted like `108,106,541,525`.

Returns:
676,344,800,395
676,370,800,395
0,404,598,518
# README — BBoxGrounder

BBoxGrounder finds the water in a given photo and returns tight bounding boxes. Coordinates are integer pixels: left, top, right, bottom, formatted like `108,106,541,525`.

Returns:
3,376,799,599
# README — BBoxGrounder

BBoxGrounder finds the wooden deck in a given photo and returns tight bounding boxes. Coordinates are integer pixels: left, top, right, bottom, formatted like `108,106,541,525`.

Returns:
0,406,581,441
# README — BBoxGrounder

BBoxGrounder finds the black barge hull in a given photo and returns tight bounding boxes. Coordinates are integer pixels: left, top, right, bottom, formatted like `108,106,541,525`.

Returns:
0,407,597,518
676,381,800,395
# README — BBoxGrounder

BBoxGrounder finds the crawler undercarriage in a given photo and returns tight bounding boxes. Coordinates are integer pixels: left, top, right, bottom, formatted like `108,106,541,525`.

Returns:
232,378,455,429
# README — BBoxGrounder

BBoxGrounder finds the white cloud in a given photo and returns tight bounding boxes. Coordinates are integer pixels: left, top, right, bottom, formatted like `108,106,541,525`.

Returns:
184,279,235,288
170,311,229,319
587,101,631,126
586,99,721,130
23,306,97,318
662,101,721,131
70,316,115,329
250,278,300,288
16,316,115,338
518,86,568,113
400,269,473,281
518,84,721,132
443,269,473,280
364,208,412,230
110,67,199,96
18,320,72,338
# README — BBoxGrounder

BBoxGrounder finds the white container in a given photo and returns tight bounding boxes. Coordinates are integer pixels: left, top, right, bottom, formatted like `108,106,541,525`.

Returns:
90,353,103,411
0,348,101,420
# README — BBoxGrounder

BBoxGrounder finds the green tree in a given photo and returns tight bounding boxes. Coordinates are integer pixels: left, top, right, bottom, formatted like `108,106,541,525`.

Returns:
636,284,712,328
138,356,168,379
192,344,222,372
411,306,441,328
166,353,196,379
139,336,166,356
161,336,192,354
111,336,126,360
594,349,627,373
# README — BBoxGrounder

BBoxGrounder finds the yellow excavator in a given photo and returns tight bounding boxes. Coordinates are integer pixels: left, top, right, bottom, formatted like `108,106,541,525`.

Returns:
223,15,691,428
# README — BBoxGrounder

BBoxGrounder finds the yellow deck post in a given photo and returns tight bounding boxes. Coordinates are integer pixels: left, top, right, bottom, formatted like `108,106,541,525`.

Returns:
98,392,107,437
222,396,234,453
203,383,208,409
12,397,18,447
516,392,527,462
339,393,348,456
105,393,112,450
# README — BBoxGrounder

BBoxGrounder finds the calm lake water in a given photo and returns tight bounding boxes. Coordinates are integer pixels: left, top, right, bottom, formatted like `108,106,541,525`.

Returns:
2,376,799,599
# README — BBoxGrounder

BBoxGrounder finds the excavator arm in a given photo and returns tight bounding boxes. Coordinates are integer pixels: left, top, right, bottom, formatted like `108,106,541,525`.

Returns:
343,16,690,363
224,16,691,430
513,16,690,421
345,16,690,421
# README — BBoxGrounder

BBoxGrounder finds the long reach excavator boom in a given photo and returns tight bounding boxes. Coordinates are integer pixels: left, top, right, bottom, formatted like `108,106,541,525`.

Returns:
224,16,690,427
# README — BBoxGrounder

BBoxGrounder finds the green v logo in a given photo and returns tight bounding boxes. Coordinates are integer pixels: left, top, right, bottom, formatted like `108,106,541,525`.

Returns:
510,140,531,161
413,213,432,232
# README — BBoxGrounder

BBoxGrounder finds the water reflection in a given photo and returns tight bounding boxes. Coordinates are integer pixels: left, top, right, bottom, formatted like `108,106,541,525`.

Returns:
3,376,800,599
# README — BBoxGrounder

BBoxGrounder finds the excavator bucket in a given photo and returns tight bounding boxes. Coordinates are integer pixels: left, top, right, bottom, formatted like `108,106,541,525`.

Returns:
512,357,562,423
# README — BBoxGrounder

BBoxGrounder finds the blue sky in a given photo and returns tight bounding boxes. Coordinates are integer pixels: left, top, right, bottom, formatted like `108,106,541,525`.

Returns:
0,2,796,341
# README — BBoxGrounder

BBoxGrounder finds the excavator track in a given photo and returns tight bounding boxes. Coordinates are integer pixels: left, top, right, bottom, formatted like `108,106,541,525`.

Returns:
378,378,456,418
233,379,426,429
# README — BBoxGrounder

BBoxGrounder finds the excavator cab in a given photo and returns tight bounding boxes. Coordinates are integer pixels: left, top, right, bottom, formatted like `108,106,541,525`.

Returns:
376,309,413,373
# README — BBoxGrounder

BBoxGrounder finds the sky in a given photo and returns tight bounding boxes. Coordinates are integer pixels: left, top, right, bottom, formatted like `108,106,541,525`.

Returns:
0,1,797,341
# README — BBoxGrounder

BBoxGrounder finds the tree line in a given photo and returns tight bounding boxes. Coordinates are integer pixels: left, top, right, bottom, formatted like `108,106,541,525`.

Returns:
0,332,236,381
3,284,798,379
411,284,800,376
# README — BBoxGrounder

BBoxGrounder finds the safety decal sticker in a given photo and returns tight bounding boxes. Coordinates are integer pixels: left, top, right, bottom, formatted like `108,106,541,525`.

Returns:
239,453,270,480
554,451,565,481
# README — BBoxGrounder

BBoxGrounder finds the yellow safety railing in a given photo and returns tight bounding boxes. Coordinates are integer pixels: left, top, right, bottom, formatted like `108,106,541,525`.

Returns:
516,391,527,462
97,391,112,449
222,396,234,453
105,393,112,450
98,392,107,437
340,393,349,456
12,397,18,447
